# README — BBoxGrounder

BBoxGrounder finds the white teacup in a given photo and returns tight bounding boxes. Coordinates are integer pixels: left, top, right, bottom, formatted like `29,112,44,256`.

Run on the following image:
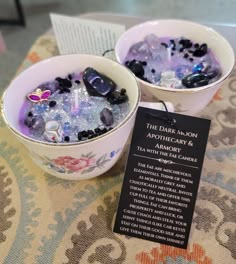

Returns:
1,54,172,180
115,19,235,115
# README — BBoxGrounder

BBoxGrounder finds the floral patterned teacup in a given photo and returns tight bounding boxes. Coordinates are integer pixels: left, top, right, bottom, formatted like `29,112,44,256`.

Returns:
2,54,171,180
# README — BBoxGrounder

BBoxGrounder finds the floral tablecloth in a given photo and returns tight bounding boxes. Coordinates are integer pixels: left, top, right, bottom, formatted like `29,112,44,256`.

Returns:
0,33,236,264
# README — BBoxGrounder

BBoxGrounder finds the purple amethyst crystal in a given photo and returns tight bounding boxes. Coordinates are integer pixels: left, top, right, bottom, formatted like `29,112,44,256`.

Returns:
100,108,114,126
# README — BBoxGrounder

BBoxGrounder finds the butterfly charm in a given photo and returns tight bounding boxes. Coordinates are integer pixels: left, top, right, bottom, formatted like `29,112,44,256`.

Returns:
27,88,51,103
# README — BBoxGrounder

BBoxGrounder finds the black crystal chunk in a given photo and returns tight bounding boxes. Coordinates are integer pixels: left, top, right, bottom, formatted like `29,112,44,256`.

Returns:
127,60,145,78
182,73,209,88
83,67,116,97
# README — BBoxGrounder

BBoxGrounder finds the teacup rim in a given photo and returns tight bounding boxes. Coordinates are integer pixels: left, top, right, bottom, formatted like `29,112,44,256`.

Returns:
1,53,141,147
115,18,235,93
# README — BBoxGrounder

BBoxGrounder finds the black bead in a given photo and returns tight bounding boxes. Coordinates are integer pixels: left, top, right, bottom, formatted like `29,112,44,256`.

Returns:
185,42,192,49
55,77,63,82
151,69,155,73
49,101,57,107
193,43,208,57
189,58,194,62
194,43,199,48
94,127,101,134
64,136,70,142
28,111,33,117
171,52,174,56
77,132,82,141
80,130,88,137
56,78,72,88
142,61,147,66
87,130,94,135
101,127,108,134
68,74,72,80
75,80,81,84
179,47,184,53
184,53,189,59
64,88,71,93
170,39,176,48
179,39,192,49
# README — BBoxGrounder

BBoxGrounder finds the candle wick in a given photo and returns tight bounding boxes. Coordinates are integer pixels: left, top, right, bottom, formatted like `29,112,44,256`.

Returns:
74,89,79,109
167,46,172,62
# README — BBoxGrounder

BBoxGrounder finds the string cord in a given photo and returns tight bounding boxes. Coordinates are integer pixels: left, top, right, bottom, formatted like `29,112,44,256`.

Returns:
102,49,115,57
146,100,179,130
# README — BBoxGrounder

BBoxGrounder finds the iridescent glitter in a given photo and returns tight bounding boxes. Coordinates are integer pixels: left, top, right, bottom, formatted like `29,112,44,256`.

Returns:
20,68,129,143
124,34,221,88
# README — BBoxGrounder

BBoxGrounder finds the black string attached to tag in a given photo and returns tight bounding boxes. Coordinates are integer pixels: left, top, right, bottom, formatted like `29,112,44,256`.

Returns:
102,49,115,57
146,100,178,130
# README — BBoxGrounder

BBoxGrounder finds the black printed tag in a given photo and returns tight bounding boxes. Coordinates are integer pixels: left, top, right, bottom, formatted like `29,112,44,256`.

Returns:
113,106,211,249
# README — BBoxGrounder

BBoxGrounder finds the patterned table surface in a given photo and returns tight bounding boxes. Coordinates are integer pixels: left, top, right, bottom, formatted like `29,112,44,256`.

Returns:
0,18,236,264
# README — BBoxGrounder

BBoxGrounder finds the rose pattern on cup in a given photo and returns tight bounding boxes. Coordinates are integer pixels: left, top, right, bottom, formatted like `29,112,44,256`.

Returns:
53,156,95,173
30,149,122,174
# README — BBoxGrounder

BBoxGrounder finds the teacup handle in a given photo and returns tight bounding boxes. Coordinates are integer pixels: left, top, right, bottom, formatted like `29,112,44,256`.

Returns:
138,101,174,112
